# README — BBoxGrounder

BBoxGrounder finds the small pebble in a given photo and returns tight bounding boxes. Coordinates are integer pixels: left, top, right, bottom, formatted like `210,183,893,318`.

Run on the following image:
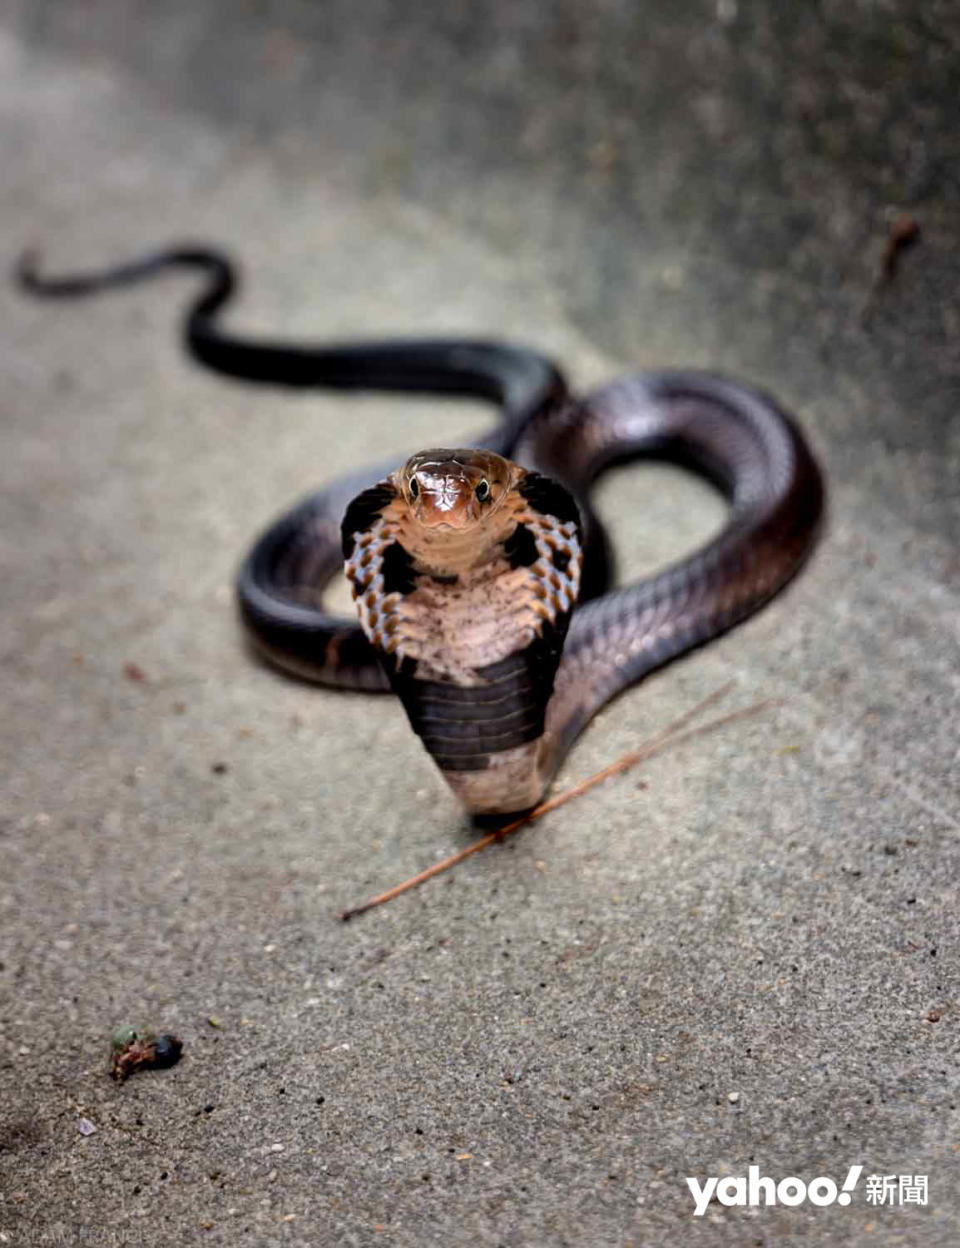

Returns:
728,1092,740,1104
77,1118,97,1136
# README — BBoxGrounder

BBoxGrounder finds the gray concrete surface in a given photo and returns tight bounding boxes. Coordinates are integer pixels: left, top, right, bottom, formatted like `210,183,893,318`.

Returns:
1,3,958,1245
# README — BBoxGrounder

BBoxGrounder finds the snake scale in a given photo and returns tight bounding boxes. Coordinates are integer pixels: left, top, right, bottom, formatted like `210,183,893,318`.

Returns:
18,246,824,816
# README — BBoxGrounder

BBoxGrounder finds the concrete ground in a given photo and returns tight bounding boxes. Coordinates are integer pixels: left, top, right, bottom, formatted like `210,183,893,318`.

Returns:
1,2,958,1244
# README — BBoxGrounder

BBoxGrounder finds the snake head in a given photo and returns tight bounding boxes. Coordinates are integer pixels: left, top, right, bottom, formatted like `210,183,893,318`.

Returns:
395,448,516,531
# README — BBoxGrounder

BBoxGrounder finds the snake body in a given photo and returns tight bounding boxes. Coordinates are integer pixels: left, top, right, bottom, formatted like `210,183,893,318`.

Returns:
18,246,824,816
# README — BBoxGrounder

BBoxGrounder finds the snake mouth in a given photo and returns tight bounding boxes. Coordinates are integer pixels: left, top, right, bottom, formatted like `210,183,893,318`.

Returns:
415,500,473,530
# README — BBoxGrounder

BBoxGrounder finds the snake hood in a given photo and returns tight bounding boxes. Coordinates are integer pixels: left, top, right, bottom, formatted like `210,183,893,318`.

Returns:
342,450,584,815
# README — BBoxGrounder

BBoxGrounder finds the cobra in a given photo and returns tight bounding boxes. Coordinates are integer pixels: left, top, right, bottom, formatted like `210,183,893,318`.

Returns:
18,247,825,816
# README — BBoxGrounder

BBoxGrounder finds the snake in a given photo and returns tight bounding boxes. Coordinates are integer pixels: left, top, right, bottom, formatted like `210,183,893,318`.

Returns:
17,245,824,817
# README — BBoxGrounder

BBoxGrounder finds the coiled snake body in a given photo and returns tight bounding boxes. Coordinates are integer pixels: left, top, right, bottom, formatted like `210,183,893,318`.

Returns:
19,247,824,816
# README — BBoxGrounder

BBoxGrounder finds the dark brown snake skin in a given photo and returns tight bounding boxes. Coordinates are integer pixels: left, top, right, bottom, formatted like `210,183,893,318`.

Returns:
17,246,825,816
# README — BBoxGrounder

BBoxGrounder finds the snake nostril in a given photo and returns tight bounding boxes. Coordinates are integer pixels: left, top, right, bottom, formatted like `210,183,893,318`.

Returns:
410,476,420,500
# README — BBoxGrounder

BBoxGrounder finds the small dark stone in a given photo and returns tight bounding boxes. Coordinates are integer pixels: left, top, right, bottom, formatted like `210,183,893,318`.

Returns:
151,1035,183,1067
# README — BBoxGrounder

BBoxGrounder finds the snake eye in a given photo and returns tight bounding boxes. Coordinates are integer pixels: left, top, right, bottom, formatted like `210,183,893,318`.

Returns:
409,476,420,500
475,479,491,502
